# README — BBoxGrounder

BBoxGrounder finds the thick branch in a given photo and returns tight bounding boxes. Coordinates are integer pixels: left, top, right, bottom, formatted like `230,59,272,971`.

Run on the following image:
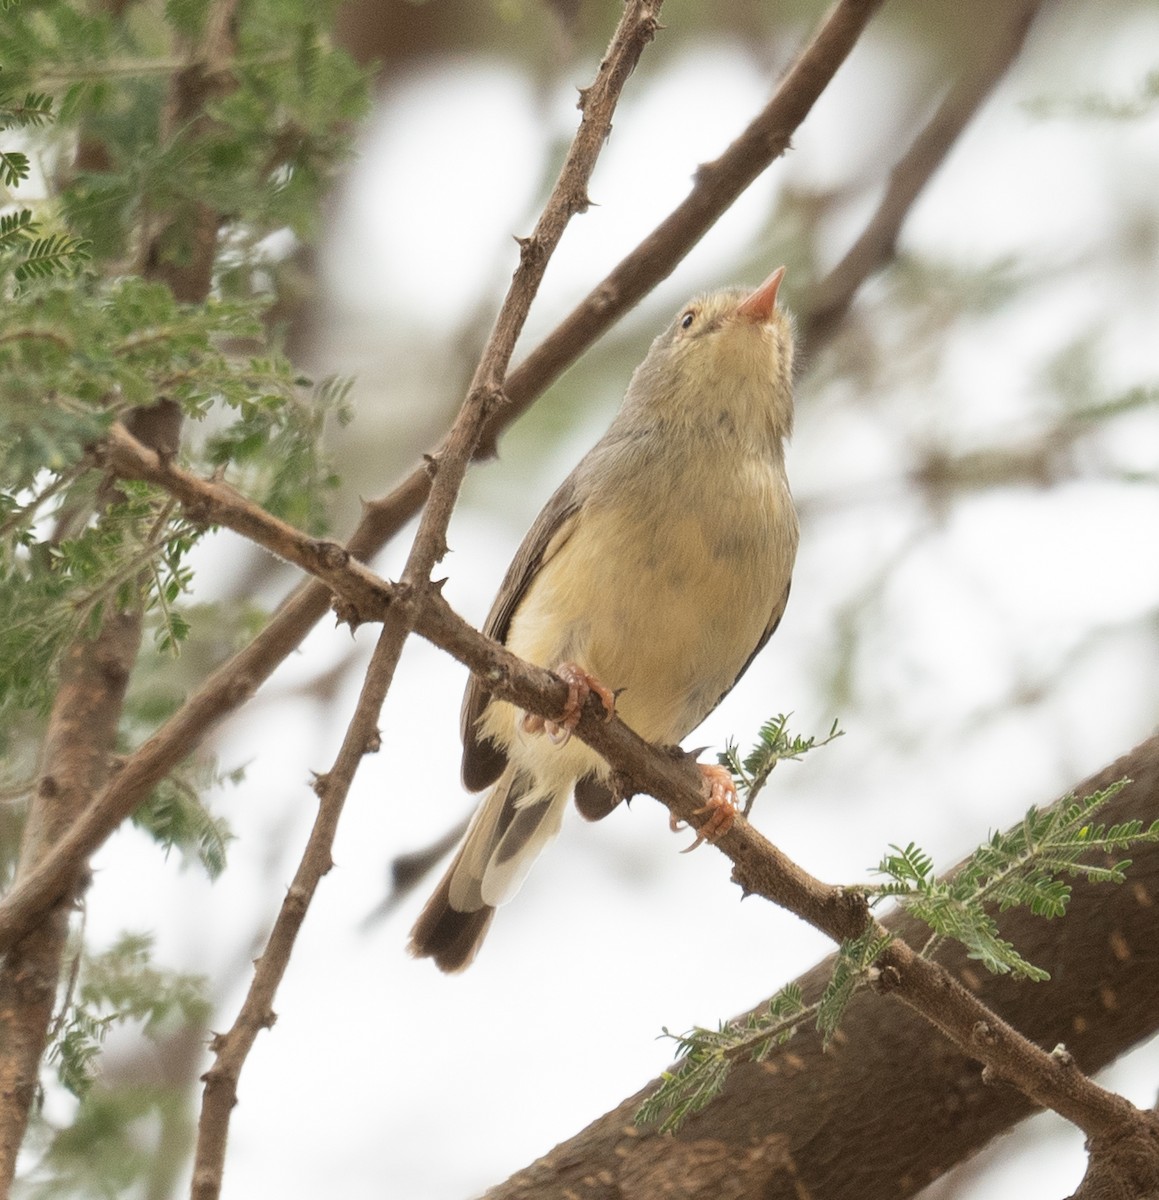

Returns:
0,612,141,1186
0,0,239,1187
483,735,1159,1200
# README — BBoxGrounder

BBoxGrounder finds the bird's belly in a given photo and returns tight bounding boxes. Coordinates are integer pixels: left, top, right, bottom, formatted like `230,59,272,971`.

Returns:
504,468,794,747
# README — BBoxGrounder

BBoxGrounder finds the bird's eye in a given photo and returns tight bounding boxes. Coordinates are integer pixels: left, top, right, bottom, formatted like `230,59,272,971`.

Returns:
680,310,696,330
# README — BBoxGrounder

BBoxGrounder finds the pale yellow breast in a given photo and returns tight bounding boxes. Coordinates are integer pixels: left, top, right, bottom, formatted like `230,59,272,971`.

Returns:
503,453,796,748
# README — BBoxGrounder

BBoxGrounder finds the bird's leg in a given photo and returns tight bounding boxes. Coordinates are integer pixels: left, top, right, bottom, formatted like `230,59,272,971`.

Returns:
673,763,740,852
522,661,616,746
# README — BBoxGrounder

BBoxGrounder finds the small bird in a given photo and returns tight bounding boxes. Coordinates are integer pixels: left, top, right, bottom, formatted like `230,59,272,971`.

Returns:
409,266,799,971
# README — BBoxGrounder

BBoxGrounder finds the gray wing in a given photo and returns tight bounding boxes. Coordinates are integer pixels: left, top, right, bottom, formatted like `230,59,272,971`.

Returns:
460,477,583,792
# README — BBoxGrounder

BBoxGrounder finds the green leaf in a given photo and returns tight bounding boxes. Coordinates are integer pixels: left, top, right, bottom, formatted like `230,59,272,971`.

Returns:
13,233,92,281
0,149,30,187
870,780,1148,980
636,984,810,1133
48,933,210,1098
816,928,892,1044
718,713,843,814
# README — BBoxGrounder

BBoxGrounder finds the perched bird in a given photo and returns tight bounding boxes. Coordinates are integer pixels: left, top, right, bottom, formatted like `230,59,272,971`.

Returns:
409,266,799,971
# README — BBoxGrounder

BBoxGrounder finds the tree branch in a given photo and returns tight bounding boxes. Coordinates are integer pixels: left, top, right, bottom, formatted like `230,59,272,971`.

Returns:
79,426,1159,1159
0,0,240,1185
187,5,666,1194
190,622,407,1200
800,0,1045,346
482,735,1159,1200
0,0,893,956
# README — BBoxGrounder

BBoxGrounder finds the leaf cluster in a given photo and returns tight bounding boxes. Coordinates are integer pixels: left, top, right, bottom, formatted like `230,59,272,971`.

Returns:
130,765,235,880
1,90,92,282
1027,67,1159,121
48,932,210,1100
3,0,369,263
872,779,1151,979
0,283,352,716
718,713,843,815
15,933,210,1198
636,716,860,1133
637,983,809,1134
637,926,893,1134
1,0,363,874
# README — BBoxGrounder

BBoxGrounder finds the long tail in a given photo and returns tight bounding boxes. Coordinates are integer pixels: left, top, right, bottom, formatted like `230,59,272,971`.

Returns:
407,766,568,972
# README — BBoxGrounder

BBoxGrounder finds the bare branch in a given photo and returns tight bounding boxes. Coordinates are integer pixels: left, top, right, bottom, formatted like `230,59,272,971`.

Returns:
187,5,667,1193
802,0,1045,347
190,624,406,1200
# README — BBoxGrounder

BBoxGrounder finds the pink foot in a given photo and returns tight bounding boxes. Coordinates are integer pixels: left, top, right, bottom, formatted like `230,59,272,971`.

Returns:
522,661,615,745
672,764,740,852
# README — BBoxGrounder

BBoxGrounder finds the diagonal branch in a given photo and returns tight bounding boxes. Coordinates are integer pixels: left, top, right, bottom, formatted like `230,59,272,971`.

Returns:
0,0,892,955
801,0,1045,347
189,621,408,1200
57,426,1159,1152
187,5,666,1194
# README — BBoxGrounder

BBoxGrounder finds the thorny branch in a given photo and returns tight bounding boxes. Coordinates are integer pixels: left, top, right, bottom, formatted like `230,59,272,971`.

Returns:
187,5,666,1196
0,0,893,960
84,423,1159,1152
481,739,1159,1200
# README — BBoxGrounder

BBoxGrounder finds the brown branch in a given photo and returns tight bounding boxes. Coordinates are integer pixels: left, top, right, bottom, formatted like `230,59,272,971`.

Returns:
801,0,1045,347
190,624,405,1200
78,432,1157,1150
483,737,1159,1200
0,0,240,1187
187,5,666,1192
477,0,888,457
0,612,141,1188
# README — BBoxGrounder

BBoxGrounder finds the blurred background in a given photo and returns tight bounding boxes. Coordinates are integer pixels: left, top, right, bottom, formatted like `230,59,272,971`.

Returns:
38,0,1159,1196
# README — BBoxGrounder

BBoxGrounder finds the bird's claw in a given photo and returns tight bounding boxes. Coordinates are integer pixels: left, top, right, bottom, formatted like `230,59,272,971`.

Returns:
674,763,740,852
522,661,616,746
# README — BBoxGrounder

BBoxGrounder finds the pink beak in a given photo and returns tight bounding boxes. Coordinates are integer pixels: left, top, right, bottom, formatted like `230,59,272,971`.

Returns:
736,265,786,323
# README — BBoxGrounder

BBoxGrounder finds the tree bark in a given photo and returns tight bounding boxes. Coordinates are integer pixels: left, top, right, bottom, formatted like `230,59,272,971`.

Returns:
484,734,1159,1200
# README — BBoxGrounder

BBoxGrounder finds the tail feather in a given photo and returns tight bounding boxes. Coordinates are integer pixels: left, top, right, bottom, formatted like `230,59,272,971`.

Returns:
407,864,496,973
408,765,568,972
480,788,567,907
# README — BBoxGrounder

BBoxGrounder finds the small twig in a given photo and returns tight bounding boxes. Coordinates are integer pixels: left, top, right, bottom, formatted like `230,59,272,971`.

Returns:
802,0,1044,346
0,460,87,541
32,47,303,89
